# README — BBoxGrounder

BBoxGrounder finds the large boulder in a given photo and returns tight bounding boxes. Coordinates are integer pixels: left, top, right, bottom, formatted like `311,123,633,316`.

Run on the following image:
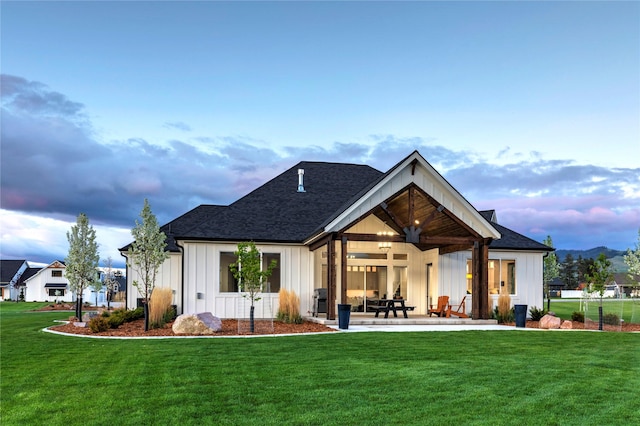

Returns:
172,312,222,335
560,320,573,329
540,313,562,329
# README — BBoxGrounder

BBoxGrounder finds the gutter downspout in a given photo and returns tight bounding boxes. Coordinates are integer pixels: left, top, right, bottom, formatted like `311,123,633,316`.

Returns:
119,251,129,311
175,240,185,315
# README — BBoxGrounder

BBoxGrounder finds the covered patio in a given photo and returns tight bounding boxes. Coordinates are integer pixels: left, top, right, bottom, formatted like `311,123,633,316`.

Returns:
310,172,499,321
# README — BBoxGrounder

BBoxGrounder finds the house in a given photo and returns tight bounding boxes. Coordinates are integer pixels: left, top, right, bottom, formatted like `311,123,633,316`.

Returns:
121,151,553,320
612,272,640,297
23,260,75,303
1,259,28,301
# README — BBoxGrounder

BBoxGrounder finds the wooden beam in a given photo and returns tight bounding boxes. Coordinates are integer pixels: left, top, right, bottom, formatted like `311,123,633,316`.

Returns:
341,232,404,242
419,235,477,245
378,202,405,233
308,234,332,252
438,244,474,255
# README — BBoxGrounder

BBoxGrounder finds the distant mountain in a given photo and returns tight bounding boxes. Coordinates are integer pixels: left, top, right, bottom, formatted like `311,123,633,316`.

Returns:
555,246,625,261
555,246,629,272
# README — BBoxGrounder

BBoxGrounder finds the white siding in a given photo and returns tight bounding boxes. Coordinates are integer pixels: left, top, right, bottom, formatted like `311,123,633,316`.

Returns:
441,250,545,317
125,253,182,312
181,242,313,318
24,265,73,303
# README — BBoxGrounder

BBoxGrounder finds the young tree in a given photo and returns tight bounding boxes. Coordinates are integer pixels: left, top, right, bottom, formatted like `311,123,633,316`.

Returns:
585,253,614,331
90,276,103,307
126,199,169,331
230,241,277,333
102,256,120,310
65,213,100,320
542,236,559,310
624,228,640,278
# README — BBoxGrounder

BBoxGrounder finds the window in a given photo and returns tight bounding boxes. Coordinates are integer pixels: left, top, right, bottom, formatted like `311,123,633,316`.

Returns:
48,289,65,297
219,251,281,293
220,252,239,293
466,259,516,295
51,270,62,277
262,253,281,293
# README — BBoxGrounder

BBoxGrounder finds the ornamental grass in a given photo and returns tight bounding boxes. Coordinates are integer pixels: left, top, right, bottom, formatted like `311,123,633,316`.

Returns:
497,290,512,323
149,287,174,328
277,288,303,324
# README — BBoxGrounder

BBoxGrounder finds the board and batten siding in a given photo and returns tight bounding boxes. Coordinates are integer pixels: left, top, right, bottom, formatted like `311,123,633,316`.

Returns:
180,241,314,318
441,250,544,316
125,252,182,312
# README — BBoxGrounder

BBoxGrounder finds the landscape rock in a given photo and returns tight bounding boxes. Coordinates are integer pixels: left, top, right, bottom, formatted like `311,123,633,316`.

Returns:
172,312,222,335
82,312,99,322
540,314,562,329
560,320,573,329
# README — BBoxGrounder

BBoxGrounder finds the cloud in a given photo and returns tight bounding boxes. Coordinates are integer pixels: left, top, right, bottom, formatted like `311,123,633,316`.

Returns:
163,121,192,132
1,74,638,264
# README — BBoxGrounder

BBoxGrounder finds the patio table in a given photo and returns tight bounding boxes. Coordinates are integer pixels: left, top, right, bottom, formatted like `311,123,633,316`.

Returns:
373,299,414,318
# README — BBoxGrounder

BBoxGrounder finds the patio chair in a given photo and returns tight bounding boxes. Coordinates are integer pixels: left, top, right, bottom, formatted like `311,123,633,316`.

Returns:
446,296,468,318
428,296,449,317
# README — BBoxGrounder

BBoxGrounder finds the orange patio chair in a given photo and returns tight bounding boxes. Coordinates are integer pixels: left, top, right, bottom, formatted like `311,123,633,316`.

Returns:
447,296,468,318
428,296,449,317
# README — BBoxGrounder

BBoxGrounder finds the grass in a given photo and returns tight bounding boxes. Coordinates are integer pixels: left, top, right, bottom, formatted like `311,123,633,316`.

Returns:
1,302,639,425
546,299,640,324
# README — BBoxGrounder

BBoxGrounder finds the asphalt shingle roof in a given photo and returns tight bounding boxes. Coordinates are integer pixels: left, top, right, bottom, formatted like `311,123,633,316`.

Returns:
177,161,383,243
122,159,551,253
479,211,554,252
1,260,26,284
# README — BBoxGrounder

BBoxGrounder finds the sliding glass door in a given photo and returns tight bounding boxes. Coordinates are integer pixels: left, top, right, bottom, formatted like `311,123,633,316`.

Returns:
346,266,387,312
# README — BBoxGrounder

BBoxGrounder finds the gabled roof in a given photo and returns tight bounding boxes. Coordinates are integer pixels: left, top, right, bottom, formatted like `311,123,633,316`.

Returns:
175,161,383,243
0,260,27,284
123,152,550,253
479,211,554,252
23,260,66,283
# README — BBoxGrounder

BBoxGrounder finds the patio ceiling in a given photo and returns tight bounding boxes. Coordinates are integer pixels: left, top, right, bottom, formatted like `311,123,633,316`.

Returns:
364,184,482,254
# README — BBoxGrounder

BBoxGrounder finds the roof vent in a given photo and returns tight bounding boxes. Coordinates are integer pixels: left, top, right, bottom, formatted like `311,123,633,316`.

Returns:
297,168,306,192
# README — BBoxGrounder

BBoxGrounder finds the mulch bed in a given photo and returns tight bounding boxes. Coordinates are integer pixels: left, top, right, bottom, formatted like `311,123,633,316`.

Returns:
48,317,337,337
40,305,639,336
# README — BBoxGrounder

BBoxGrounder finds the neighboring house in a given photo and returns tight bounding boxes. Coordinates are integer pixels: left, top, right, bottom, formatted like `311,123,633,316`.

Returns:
0,259,28,301
24,260,74,303
612,273,640,297
121,151,553,320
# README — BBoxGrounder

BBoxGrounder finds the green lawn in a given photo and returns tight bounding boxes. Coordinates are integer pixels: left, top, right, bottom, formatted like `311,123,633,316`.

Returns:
547,299,640,324
1,303,639,425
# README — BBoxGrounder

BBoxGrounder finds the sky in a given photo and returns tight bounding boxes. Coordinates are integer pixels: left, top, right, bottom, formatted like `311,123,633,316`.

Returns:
1,1,639,268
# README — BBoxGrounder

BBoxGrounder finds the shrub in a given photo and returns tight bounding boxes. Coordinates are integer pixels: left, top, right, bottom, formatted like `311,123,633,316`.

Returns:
571,311,585,323
88,316,110,333
276,289,303,324
529,306,547,321
108,313,125,329
101,311,111,318
492,306,514,324
496,292,512,324
126,307,145,321
603,313,620,325
149,287,174,328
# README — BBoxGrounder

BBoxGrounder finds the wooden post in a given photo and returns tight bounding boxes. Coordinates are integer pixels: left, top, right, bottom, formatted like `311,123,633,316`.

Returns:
327,237,336,320
341,236,348,304
480,240,490,319
472,239,491,319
